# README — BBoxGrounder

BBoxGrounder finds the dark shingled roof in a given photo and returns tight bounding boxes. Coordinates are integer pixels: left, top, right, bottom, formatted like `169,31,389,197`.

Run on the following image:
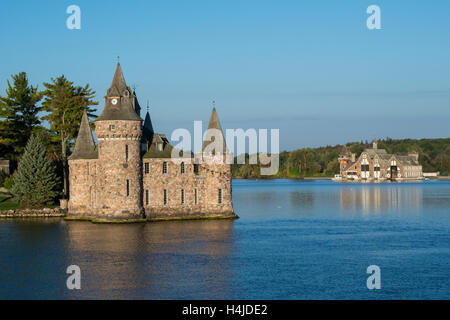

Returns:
143,111,154,142
96,63,142,122
202,107,228,153
143,134,192,159
69,111,98,160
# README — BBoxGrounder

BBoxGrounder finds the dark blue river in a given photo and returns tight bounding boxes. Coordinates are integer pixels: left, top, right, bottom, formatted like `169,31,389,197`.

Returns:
1,180,450,299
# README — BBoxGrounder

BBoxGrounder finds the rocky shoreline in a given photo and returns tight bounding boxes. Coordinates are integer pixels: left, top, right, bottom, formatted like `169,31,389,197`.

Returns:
0,208,66,218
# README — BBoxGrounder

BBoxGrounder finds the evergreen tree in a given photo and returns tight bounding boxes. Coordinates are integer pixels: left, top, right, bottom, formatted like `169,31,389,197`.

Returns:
11,134,60,207
42,75,98,198
0,72,43,158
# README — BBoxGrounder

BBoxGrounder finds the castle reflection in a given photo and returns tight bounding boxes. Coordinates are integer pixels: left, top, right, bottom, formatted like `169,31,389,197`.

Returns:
64,220,235,299
339,184,423,215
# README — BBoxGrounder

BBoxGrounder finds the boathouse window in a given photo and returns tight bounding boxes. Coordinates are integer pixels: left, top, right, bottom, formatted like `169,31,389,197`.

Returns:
181,189,185,204
163,189,167,205
194,189,198,205
125,144,129,162
126,180,130,196
144,162,149,174
145,189,149,205
218,189,223,204
163,161,167,174
181,162,185,174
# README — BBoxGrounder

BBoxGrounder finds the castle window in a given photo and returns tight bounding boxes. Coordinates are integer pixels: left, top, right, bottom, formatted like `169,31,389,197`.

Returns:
144,162,149,174
181,189,185,205
126,180,130,197
163,189,167,205
181,162,185,174
109,125,115,131
218,189,223,204
194,188,198,205
163,161,167,174
126,144,129,162
194,164,199,174
145,189,149,205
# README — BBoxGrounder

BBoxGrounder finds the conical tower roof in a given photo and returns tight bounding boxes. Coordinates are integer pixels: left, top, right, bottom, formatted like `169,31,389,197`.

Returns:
69,111,97,159
108,62,127,96
96,63,142,122
202,107,228,153
143,111,154,136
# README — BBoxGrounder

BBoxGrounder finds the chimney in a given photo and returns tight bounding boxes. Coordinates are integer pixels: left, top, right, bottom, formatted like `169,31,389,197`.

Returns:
408,151,419,162
372,139,378,149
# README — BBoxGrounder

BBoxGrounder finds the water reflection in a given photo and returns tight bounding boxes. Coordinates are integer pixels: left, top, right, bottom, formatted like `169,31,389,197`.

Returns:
64,220,235,299
340,185,423,215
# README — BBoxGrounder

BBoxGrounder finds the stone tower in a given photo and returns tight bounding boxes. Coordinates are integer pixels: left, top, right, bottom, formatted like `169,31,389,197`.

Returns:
94,63,144,219
67,111,98,215
202,108,234,215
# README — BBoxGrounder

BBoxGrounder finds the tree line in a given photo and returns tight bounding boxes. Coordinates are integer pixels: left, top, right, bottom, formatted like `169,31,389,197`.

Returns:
0,72,98,206
232,138,450,179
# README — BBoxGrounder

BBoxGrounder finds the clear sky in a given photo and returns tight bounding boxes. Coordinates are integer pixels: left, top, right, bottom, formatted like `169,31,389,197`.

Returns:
1,0,449,151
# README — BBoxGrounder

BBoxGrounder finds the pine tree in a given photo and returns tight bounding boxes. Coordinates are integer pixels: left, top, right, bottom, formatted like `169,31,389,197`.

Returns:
42,75,98,198
0,72,43,158
11,134,60,207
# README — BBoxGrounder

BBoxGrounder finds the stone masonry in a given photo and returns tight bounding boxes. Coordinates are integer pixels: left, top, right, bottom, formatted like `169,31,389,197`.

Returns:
67,63,236,221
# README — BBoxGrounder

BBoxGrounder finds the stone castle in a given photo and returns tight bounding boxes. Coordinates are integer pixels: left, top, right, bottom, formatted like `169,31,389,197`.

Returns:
338,139,423,181
67,63,236,222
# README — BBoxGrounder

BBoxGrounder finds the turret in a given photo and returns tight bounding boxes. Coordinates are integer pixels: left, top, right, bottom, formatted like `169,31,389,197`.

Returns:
67,111,98,216
202,107,234,215
94,63,144,219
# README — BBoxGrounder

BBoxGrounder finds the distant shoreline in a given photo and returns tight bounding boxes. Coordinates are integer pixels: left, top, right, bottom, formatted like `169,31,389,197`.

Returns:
232,176,332,180
233,176,450,181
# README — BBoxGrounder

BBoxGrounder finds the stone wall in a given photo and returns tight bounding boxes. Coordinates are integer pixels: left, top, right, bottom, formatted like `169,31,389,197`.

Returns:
143,157,235,219
0,207,66,218
68,159,98,216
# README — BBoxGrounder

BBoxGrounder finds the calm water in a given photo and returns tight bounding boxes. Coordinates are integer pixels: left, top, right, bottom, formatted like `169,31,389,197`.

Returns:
1,179,450,299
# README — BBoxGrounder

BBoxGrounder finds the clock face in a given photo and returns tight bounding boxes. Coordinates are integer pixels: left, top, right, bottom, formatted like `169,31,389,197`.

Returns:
111,98,118,105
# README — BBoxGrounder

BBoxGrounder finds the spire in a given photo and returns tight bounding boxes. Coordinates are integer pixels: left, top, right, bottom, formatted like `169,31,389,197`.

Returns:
108,63,127,96
96,62,142,121
143,101,154,141
202,106,228,153
69,111,97,160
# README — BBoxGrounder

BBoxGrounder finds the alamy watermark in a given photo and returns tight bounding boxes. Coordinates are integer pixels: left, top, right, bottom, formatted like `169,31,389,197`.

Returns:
366,265,381,290
66,5,81,30
366,5,381,30
66,265,81,290
170,121,279,175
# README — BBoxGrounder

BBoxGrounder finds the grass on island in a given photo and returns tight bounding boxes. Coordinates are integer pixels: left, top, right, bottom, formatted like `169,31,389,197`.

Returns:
0,194,19,211
0,192,59,212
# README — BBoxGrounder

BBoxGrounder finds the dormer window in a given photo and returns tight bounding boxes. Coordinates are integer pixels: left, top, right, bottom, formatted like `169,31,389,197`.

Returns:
157,143,163,152
109,125,115,131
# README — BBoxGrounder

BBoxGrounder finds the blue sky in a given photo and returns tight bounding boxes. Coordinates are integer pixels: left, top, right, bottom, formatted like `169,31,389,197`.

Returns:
1,0,449,151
